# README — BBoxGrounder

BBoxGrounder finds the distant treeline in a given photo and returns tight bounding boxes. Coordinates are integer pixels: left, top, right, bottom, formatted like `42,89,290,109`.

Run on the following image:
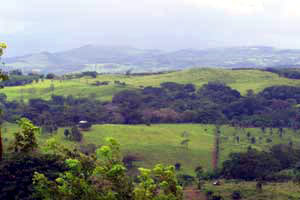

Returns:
1,81,300,128
232,67,300,80
0,70,42,87
264,67,300,79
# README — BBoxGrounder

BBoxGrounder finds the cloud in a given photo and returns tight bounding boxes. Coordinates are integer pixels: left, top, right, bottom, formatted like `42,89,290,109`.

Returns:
2,0,300,56
183,0,265,15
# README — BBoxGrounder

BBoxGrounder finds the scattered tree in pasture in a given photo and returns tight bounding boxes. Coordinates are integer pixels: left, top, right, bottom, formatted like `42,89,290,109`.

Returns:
250,137,256,144
125,69,132,76
174,162,181,171
236,136,240,144
279,127,284,138
50,83,55,93
64,129,70,139
246,132,251,138
259,136,262,143
270,127,273,135
266,138,272,143
70,126,82,142
256,181,263,193
194,165,205,189
181,139,190,149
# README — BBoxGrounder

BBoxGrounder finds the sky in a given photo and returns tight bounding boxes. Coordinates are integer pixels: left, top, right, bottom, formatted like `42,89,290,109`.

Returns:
1,0,300,56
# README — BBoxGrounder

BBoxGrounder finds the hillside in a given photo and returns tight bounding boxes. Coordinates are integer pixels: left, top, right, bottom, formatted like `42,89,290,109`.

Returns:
3,123,300,176
4,46,300,74
2,68,300,102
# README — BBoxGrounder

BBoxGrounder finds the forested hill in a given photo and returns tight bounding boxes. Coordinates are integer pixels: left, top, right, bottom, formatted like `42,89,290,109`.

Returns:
4,45,300,74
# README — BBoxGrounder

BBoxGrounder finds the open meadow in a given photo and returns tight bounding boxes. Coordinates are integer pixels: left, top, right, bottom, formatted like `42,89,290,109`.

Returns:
3,122,300,175
202,180,300,200
2,68,300,102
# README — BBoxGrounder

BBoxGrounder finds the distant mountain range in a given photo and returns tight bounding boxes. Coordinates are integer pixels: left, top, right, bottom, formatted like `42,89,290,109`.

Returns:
3,45,300,74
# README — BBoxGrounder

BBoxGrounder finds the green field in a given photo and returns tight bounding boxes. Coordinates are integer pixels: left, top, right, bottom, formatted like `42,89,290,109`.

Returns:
2,68,300,102
3,123,300,175
2,123,215,175
218,126,300,165
202,180,300,200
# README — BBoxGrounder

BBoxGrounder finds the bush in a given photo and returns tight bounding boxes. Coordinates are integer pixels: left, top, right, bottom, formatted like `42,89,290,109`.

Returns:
0,153,66,200
175,162,181,171
177,174,195,187
231,191,242,200
70,126,82,142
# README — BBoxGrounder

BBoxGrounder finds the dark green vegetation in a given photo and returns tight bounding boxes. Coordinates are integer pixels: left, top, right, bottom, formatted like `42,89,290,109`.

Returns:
3,67,300,199
1,79,300,129
202,181,300,200
265,67,300,79
0,69,41,87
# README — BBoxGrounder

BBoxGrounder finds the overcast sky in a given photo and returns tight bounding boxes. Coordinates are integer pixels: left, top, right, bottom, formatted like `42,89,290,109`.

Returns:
1,0,300,56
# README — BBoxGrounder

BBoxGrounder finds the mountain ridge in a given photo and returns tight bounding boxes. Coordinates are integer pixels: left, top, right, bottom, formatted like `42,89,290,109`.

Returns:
3,45,300,74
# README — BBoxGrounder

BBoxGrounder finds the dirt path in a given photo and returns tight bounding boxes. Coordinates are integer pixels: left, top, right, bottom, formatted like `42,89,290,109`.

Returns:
212,127,221,170
183,187,207,200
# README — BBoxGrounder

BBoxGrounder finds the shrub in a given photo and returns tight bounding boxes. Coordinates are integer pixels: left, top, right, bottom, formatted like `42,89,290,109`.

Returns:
231,191,242,200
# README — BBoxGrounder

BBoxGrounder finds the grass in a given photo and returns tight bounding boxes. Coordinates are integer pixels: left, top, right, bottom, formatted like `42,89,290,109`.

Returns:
2,68,300,102
203,180,300,200
218,126,300,165
2,123,215,174
3,122,300,176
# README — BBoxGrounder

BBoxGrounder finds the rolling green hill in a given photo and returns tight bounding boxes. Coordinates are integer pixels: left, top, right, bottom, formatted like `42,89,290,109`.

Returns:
2,68,300,102
3,123,300,175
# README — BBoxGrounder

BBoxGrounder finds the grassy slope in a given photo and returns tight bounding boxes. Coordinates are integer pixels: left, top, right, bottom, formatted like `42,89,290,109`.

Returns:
218,126,300,165
3,123,300,175
203,180,300,200
2,68,300,102
2,123,215,174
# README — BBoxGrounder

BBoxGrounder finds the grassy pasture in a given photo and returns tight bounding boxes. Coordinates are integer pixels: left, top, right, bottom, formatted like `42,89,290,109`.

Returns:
2,68,300,102
2,123,215,174
218,126,300,165
3,122,300,175
203,180,300,200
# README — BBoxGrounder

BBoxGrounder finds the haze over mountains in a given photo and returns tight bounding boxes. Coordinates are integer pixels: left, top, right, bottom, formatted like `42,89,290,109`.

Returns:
3,45,300,74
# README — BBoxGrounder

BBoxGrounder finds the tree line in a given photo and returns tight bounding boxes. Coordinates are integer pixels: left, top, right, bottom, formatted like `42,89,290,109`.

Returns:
1,82,300,128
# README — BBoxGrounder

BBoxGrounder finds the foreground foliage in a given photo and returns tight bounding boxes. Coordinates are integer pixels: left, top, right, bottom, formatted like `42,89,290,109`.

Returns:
33,138,183,200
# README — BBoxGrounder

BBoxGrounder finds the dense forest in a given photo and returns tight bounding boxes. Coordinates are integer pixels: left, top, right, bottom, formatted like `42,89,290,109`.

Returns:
1,81,300,129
